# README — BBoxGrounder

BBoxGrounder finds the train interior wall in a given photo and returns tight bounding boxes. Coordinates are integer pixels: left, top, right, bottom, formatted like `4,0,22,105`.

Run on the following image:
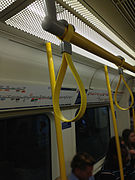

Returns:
0,34,133,179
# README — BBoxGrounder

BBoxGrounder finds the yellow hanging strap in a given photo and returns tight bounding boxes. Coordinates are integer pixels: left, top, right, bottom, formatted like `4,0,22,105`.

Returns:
104,65,124,180
114,67,134,111
46,24,87,180
53,52,87,122
46,43,67,180
53,24,87,122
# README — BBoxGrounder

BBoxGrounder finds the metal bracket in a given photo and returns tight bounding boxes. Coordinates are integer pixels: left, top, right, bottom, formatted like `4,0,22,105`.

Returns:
118,67,123,75
60,41,72,54
42,0,68,37
117,55,125,67
117,55,125,74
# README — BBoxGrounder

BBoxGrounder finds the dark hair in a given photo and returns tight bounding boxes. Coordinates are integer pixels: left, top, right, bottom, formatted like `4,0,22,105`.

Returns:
71,152,95,172
122,129,134,148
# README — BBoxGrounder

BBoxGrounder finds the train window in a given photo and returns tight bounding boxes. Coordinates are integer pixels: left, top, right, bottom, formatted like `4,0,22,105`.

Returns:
75,106,110,162
0,114,51,180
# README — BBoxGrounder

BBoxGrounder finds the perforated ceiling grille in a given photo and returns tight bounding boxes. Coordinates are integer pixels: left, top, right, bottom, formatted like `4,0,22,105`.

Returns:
6,0,60,44
112,0,135,31
0,0,16,12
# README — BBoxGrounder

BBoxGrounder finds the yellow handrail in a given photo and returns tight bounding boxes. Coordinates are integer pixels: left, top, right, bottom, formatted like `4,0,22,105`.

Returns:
46,43,67,180
104,65,124,180
46,36,87,179
62,31,135,73
114,74,134,111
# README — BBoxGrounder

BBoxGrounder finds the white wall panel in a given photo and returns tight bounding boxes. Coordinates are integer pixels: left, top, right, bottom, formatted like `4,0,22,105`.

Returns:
0,36,130,92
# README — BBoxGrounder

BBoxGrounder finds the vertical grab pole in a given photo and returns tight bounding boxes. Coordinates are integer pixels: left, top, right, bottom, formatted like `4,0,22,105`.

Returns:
46,42,67,180
104,65,124,180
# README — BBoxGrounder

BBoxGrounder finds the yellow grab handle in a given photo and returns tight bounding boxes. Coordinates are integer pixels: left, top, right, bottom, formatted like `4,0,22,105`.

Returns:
46,42,56,92
53,52,87,122
52,24,87,122
114,74,134,110
46,42,67,180
104,65,124,180
46,24,87,179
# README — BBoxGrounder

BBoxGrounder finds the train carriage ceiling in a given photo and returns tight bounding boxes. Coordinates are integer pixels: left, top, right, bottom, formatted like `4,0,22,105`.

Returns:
0,0,134,64
83,0,135,52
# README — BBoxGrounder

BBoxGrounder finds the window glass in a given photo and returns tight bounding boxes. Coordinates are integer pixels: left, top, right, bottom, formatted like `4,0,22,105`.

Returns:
0,114,51,180
75,106,110,161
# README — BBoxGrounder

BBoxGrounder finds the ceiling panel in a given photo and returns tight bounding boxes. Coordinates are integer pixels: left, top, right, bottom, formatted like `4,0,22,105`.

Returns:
0,0,17,12
83,0,135,52
4,0,135,66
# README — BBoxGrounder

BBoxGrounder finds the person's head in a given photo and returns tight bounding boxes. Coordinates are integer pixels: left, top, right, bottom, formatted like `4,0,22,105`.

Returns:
104,136,129,169
71,152,95,180
122,129,135,147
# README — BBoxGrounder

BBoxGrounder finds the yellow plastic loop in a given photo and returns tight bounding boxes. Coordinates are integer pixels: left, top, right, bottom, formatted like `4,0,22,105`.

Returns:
53,52,87,122
51,24,87,122
114,74,134,110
